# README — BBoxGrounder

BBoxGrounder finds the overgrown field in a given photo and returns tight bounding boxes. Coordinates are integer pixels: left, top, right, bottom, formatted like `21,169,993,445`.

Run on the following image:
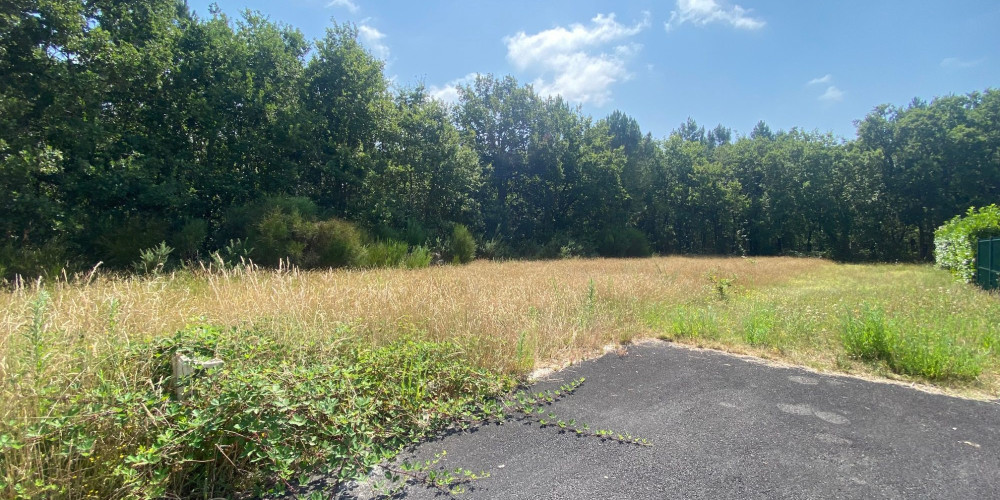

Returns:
2,257,998,498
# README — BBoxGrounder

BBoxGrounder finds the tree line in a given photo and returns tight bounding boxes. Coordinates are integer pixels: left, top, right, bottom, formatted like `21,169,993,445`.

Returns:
3,1,999,278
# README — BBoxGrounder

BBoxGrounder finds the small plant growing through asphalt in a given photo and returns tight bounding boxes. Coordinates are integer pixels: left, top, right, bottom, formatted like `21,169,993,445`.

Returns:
505,378,652,447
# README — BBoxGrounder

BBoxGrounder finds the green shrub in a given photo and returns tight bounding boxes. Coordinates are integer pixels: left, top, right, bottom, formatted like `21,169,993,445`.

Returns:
253,208,310,266
211,238,255,268
597,227,651,258
478,234,511,261
405,245,433,269
219,199,372,270
363,240,410,268
404,219,429,247
540,232,592,259
934,204,1000,283
133,241,174,275
309,218,365,268
448,224,476,264
218,196,319,244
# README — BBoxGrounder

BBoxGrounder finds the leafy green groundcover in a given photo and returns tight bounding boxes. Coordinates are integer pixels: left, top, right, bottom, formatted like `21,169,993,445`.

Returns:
0,325,515,499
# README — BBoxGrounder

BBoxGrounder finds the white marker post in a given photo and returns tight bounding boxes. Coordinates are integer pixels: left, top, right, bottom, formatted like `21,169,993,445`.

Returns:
171,354,224,399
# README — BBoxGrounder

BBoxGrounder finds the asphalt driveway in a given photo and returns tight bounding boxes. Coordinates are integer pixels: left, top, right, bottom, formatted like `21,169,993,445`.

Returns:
345,340,1000,499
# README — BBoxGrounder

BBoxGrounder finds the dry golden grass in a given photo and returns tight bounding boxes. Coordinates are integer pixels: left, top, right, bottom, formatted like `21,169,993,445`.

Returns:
6,256,999,499
0,256,824,382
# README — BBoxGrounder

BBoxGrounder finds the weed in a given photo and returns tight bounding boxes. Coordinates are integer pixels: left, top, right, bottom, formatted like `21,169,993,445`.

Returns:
515,330,534,371
508,378,651,446
743,307,775,347
133,241,173,275
23,290,52,384
841,305,894,361
578,278,597,327
705,270,735,300
664,306,719,340
841,305,985,380
0,323,516,499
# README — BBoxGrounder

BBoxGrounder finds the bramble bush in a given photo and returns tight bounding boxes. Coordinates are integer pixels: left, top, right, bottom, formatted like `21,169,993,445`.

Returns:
934,205,1000,283
0,322,515,499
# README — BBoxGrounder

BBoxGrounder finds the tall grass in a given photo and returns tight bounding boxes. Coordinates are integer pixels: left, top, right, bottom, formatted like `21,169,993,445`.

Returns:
842,305,987,380
1,257,998,498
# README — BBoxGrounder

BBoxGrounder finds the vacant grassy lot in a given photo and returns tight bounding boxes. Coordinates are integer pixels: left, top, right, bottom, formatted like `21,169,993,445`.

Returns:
1,257,998,498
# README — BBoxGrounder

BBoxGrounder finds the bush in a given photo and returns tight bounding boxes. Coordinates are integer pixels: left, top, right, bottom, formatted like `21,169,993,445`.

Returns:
404,219,429,247
362,240,410,268
597,227,651,258
309,218,365,268
253,208,311,266
448,224,476,264
540,232,592,259
133,241,174,275
217,196,319,245
219,198,371,270
478,234,511,261
405,245,433,269
210,238,255,268
934,204,1000,283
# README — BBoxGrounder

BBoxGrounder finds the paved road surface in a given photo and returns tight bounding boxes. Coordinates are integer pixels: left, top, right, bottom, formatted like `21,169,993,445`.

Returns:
345,341,1000,499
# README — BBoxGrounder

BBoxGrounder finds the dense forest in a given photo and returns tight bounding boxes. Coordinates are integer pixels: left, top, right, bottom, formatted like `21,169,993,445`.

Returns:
3,1,999,279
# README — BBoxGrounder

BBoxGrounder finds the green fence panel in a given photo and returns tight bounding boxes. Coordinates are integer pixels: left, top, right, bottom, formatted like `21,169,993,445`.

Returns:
977,238,1000,290
979,240,990,289
993,238,1000,289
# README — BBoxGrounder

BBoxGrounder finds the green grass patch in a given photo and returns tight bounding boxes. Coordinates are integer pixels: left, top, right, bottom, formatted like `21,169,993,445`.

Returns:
743,306,776,347
841,305,986,380
642,263,999,385
645,305,721,340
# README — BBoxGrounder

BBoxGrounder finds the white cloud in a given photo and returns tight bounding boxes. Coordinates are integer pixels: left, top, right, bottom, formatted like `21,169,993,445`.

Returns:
358,24,389,60
941,57,984,69
429,73,480,104
326,0,358,13
503,13,650,105
819,85,844,102
807,74,832,85
665,0,765,31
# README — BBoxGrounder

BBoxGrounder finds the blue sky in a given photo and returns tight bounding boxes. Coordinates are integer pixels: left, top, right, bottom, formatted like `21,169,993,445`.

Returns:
186,0,1000,140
